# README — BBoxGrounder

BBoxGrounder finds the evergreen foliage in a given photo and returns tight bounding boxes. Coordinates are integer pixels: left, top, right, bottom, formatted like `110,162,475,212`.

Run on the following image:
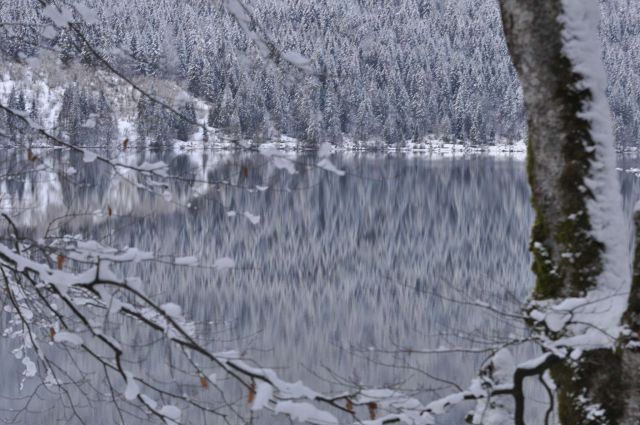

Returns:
1,0,639,145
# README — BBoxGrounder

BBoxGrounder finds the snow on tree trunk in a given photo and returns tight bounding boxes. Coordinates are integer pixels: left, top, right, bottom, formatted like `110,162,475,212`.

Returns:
498,0,639,423
620,208,640,424
625,207,640,335
468,349,515,425
498,0,629,300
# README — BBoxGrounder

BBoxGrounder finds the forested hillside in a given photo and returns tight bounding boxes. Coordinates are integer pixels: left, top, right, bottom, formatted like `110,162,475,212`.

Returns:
1,0,639,146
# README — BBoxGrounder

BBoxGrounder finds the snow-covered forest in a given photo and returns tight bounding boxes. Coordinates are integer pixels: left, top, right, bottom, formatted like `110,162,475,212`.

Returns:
1,0,640,146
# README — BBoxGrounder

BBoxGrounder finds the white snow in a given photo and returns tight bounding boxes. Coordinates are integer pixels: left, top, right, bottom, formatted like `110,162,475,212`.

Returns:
223,0,250,23
559,0,631,330
135,161,169,174
0,243,101,295
426,392,465,415
82,149,98,163
489,348,515,384
213,257,235,269
74,4,99,25
317,159,346,176
318,142,333,158
251,381,273,411
273,156,297,174
274,401,338,425
68,242,154,264
140,394,157,409
53,332,83,346
22,356,37,377
42,5,74,27
158,405,181,421
544,310,572,333
124,372,140,400
259,143,298,174
161,303,182,318
244,211,261,225
517,353,554,371
282,51,311,66
174,256,198,266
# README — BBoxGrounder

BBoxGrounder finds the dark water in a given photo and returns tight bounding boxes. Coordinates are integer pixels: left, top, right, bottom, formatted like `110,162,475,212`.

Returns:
1,150,639,424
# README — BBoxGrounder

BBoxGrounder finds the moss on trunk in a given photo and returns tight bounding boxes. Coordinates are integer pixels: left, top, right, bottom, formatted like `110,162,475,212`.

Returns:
521,19,605,299
624,212,640,333
498,1,639,423
552,350,626,425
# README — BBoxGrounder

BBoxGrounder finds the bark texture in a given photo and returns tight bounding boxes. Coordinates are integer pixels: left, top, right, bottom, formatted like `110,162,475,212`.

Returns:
620,212,640,424
620,349,640,424
497,0,603,299
624,211,640,334
497,1,640,423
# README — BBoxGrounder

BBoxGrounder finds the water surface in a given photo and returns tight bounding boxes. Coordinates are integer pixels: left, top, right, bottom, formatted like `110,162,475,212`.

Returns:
1,150,639,423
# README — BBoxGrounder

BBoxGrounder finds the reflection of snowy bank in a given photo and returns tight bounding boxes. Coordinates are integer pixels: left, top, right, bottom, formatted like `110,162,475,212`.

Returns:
4,142,636,231
173,135,528,161
101,154,142,218
345,139,528,161
0,166,65,226
0,150,166,229
0,139,538,232
0,148,280,230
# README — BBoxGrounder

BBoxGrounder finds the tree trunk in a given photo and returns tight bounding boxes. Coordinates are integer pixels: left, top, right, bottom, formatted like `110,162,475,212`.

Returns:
624,210,640,334
620,211,640,424
497,0,623,298
497,1,640,423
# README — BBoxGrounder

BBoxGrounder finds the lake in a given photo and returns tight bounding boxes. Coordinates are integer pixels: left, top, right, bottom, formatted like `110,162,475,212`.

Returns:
1,149,639,424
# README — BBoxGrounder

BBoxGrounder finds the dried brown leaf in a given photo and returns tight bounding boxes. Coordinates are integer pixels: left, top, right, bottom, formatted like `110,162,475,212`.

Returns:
56,255,65,270
248,380,256,404
368,402,377,420
346,399,353,413
200,375,209,389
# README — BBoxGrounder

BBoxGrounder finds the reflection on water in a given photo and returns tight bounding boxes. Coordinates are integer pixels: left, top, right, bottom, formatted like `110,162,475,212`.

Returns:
1,149,639,423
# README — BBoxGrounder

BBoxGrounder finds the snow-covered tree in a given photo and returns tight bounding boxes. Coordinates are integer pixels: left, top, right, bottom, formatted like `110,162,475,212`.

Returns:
498,0,640,422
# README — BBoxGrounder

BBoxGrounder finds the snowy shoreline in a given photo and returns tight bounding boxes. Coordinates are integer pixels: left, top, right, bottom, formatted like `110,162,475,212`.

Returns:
11,138,640,162
165,134,530,160
173,136,640,161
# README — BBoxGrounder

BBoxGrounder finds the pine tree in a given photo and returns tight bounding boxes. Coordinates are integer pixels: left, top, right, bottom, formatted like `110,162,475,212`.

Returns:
57,29,78,66
7,88,27,143
176,102,197,141
208,85,234,129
